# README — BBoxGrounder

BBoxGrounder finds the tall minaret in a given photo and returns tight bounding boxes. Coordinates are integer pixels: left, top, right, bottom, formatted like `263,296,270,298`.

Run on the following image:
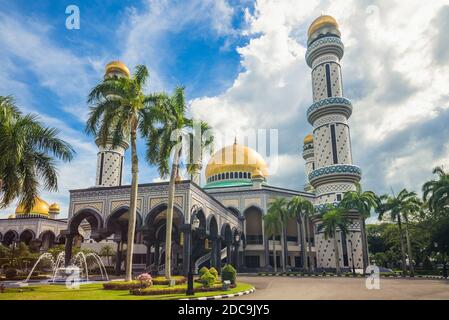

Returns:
94,61,130,187
305,16,363,271
302,133,315,192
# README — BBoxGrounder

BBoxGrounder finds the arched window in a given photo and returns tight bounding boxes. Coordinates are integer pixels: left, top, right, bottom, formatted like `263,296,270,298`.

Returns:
248,173,252,179
230,172,234,179
244,172,248,179
239,172,243,179
226,172,229,179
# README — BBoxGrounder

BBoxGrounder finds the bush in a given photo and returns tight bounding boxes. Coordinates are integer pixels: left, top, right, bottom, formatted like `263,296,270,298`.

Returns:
103,280,150,290
199,266,209,277
221,264,237,284
209,267,218,279
152,276,186,285
200,270,216,287
5,268,18,279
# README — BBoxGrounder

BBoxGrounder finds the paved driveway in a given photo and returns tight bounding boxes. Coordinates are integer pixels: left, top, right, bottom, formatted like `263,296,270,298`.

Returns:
234,276,449,300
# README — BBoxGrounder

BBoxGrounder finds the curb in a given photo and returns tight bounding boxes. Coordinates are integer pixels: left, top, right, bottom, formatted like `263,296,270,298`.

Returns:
179,287,256,300
257,273,446,280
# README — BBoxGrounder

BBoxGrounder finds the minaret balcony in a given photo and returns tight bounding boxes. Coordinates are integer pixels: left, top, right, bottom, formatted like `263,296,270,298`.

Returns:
305,36,344,67
307,97,352,124
309,164,362,186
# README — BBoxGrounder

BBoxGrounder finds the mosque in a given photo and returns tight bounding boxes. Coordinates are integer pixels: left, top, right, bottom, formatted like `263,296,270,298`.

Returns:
0,15,365,275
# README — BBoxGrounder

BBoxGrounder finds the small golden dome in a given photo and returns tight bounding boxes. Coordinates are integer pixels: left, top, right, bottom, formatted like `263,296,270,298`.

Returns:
205,143,269,179
252,168,264,179
8,214,15,219
308,15,339,38
105,61,130,78
15,196,50,216
49,203,60,213
304,134,313,144
175,174,182,182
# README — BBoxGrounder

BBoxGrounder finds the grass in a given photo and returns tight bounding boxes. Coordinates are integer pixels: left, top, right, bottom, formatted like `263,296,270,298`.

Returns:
0,282,253,300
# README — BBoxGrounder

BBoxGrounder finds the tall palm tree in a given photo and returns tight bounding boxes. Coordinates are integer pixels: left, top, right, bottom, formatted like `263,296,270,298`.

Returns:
0,96,75,212
376,189,420,275
287,196,315,272
263,211,281,272
318,206,349,274
423,166,449,216
267,197,289,272
146,87,213,280
86,65,164,281
185,121,214,185
340,183,380,272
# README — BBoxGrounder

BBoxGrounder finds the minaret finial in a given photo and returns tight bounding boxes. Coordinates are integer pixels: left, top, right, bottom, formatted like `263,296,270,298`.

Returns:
234,136,237,145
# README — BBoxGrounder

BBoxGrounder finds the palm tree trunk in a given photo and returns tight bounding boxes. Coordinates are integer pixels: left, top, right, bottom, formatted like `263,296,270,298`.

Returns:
164,145,181,280
125,125,138,281
299,215,308,272
397,216,408,275
360,217,369,273
272,234,277,273
307,218,314,273
404,221,414,276
279,220,286,272
334,235,341,275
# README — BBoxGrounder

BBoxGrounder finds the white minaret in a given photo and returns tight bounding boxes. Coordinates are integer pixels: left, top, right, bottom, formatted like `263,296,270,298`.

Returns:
302,133,315,192
94,61,130,187
306,16,363,271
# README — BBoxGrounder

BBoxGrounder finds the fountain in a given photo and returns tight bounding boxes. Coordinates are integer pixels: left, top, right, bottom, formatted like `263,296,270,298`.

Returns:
24,251,109,284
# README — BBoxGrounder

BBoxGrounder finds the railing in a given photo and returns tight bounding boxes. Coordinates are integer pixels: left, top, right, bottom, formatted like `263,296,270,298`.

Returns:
194,248,227,273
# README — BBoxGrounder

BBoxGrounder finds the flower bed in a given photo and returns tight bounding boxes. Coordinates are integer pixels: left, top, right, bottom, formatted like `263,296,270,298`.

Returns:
103,280,150,290
152,276,186,285
131,283,236,296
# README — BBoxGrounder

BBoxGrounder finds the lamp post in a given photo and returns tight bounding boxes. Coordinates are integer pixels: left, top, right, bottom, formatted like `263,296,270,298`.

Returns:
10,241,17,267
234,233,240,270
186,213,200,296
348,239,356,276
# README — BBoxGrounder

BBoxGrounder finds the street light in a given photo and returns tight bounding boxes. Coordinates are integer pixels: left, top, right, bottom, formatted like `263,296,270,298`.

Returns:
348,240,356,276
186,213,200,296
234,233,240,270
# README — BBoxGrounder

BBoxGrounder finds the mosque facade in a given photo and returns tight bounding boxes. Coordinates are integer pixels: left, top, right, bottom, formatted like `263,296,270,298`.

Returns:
0,15,365,274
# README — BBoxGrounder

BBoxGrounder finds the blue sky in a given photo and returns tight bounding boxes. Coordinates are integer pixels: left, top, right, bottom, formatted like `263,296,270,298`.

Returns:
1,0,449,221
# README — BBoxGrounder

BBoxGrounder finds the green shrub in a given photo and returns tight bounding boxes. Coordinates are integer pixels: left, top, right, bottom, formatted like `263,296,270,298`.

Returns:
152,276,186,285
200,270,216,287
222,264,237,284
103,280,150,290
5,268,18,279
209,267,218,279
199,266,209,277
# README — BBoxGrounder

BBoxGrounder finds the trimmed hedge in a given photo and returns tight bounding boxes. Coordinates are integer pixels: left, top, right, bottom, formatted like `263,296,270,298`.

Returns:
1,275,50,281
131,283,236,296
199,271,216,287
222,264,237,284
152,276,186,285
103,280,150,290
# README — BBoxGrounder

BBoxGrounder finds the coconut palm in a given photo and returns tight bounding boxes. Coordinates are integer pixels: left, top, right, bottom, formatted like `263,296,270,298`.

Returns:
423,166,449,216
86,65,165,281
318,206,349,274
287,196,315,272
146,87,213,280
340,183,380,271
185,121,214,185
0,96,75,212
376,189,421,276
267,197,289,272
263,211,281,272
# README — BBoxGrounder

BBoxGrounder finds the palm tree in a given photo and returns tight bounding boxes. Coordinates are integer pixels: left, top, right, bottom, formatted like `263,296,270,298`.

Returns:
267,197,289,272
423,166,449,216
287,196,315,272
86,65,164,281
263,211,281,272
376,189,421,276
185,121,214,185
146,87,212,280
0,96,75,212
318,206,349,274
340,183,380,272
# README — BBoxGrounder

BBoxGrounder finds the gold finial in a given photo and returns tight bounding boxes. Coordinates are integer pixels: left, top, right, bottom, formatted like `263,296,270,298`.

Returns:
234,136,237,145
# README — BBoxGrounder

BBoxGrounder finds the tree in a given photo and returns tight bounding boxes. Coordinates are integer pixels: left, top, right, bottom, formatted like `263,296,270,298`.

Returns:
267,197,289,272
287,196,315,272
423,166,449,216
263,210,281,272
376,189,421,276
318,206,349,274
340,183,380,271
0,96,75,212
99,245,115,266
86,65,165,281
146,87,212,280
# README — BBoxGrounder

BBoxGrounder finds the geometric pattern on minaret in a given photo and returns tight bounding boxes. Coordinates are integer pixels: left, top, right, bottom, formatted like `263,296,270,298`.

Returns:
305,16,361,207
305,16,364,270
94,61,130,187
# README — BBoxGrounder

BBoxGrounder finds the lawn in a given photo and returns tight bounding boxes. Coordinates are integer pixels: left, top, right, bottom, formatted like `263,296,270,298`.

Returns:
0,282,253,300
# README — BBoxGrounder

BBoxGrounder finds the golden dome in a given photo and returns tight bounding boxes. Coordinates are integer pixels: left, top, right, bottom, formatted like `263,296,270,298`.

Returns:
15,196,50,216
252,168,264,179
105,61,130,78
49,203,60,213
308,15,339,38
304,134,313,144
205,143,269,179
